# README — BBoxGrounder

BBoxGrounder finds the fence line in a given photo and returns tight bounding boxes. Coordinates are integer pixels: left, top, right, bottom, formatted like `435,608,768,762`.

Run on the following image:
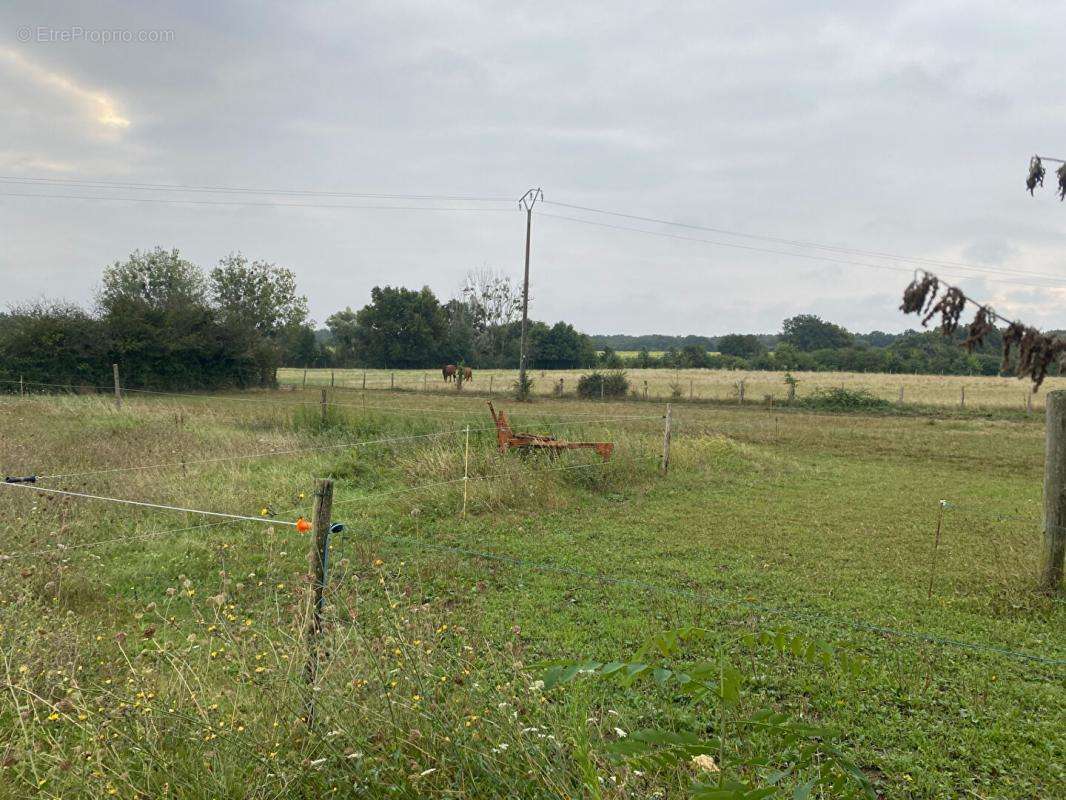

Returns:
1,379,664,424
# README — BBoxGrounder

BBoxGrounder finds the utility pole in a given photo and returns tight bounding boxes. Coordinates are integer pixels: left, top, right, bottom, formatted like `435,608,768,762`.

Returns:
517,188,543,400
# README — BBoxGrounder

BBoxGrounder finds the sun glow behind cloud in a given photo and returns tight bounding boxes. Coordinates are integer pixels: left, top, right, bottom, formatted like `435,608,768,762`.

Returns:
0,47,130,131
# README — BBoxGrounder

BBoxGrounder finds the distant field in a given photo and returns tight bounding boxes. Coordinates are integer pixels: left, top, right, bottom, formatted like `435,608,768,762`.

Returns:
280,366,1054,411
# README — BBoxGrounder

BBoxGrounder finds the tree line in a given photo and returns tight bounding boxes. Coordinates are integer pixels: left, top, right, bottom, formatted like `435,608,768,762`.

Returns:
595,314,1037,377
0,255,597,390
2,249,1043,392
321,270,596,370
0,248,312,390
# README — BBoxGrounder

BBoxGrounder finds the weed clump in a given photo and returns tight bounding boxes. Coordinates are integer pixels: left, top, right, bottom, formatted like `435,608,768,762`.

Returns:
577,370,629,399
800,387,892,412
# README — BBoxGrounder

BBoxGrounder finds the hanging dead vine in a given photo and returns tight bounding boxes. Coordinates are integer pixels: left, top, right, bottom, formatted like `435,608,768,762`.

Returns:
1058,162,1066,201
900,271,1065,390
962,305,997,352
899,273,939,316
1027,156,1046,195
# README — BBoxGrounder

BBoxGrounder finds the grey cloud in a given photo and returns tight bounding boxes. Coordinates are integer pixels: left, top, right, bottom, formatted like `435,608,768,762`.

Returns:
1,1,1066,336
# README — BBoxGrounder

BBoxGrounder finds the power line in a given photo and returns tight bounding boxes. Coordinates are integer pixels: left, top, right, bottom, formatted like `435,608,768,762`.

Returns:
538,211,1066,291
542,199,1066,284
0,175,511,203
0,190,513,213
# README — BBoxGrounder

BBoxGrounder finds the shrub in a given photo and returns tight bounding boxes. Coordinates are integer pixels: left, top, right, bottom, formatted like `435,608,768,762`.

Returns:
800,387,892,412
577,370,629,399
513,374,534,401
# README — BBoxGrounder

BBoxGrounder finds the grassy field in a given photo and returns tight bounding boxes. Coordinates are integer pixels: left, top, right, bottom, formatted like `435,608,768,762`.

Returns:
0,387,1063,798
280,367,1057,412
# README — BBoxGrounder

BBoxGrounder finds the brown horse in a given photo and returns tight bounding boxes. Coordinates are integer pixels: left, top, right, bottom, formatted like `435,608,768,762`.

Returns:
442,364,457,383
462,366,473,382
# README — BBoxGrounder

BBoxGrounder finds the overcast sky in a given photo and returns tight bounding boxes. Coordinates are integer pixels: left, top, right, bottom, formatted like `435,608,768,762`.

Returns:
2,1,1066,336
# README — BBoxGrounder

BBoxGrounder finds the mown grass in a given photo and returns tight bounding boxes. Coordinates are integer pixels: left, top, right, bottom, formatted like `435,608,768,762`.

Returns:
0,388,1062,798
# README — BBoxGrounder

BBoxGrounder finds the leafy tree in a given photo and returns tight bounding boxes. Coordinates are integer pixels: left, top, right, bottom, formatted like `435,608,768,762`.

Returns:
325,307,360,366
717,334,766,359
210,253,309,386
635,348,653,368
531,322,595,369
770,342,815,370
780,314,854,352
99,248,222,388
441,299,476,365
680,343,711,368
279,322,321,367
353,286,447,368
598,345,624,368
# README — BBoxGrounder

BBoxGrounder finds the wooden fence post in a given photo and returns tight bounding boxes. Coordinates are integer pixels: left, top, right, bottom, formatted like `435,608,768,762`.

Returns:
737,380,745,405
304,478,335,727
643,380,648,401
689,378,693,400
179,412,187,478
898,385,904,404
423,373,428,392
112,363,122,410
330,370,335,388
1027,389,1033,414
926,500,946,599
320,388,328,424
390,372,394,390
19,375,23,398
660,403,672,475
1041,391,1066,589
489,375,494,395
362,369,366,390
302,367,307,390
462,425,471,519
960,386,965,409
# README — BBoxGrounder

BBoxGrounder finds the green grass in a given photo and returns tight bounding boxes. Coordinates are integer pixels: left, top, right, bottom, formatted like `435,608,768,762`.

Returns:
0,389,1062,798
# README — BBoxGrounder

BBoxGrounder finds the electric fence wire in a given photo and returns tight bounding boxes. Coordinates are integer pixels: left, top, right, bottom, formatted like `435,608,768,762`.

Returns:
0,481,305,528
0,454,653,559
